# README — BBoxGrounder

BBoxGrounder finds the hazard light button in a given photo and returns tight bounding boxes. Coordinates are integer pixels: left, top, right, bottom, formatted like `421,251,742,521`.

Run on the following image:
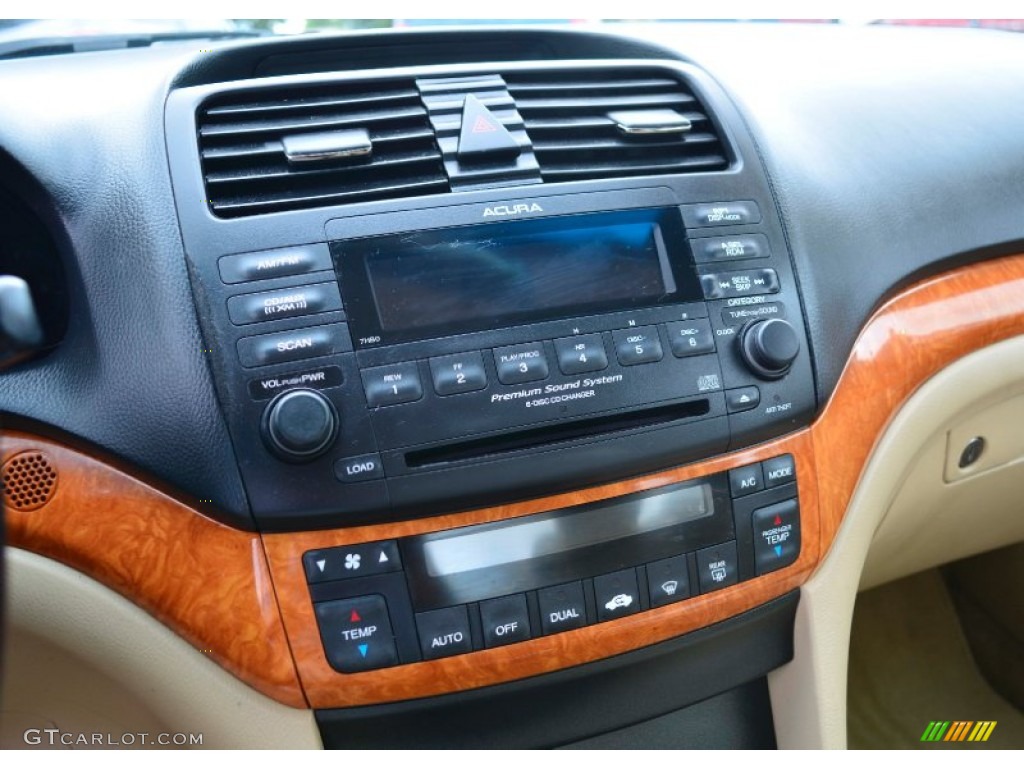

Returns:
315,595,398,673
751,499,801,575
457,94,521,162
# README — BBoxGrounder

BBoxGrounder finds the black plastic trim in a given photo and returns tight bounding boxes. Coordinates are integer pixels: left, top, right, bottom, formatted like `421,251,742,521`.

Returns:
314,589,797,749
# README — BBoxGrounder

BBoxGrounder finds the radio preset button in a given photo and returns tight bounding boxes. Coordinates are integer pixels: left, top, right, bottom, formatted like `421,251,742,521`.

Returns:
612,326,664,366
553,334,608,375
682,201,761,228
537,581,587,635
314,595,398,673
429,352,488,396
696,542,739,593
665,319,715,358
237,323,351,368
416,605,473,661
334,453,384,484
219,243,333,284
227,281,343,326
700,269,780,301
480,593,531,648
690,234,771,263
594,568,641,622
362,363,423,407
494,343,549,385
726,386,761,413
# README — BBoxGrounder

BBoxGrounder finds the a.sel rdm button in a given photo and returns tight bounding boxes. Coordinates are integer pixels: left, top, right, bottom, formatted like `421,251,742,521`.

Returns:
362,363,423,407
314,595,398,673
494,343,549,384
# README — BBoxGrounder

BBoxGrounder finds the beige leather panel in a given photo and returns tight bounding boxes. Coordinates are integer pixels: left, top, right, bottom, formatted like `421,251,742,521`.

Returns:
769,333,1024,749
0,548,321,749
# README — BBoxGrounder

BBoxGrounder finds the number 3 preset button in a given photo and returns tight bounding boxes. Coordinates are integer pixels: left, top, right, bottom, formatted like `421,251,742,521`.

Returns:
494,343,549,385
361,363,423,407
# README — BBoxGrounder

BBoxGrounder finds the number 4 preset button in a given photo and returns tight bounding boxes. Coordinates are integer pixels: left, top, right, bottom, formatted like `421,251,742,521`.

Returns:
554,334,608,375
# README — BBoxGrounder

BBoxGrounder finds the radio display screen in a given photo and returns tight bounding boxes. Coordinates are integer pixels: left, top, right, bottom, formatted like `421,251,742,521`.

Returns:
400,476,735,610
336,208,701,347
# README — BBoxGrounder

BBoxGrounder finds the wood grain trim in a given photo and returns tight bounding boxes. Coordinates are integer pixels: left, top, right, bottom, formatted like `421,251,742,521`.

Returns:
10,253,1024,710
1,432,306,709
263,432,819,708
812,254,1024,545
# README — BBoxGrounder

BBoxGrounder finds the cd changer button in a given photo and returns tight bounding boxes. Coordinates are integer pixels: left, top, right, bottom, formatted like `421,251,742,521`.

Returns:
493,343,549,385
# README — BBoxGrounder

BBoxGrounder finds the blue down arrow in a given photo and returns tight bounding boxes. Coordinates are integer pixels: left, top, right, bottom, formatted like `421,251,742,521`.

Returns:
358,644,368,657
774,545,783,557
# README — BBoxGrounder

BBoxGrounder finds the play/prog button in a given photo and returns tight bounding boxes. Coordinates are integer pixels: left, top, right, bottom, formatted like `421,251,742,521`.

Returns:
314,595,398,673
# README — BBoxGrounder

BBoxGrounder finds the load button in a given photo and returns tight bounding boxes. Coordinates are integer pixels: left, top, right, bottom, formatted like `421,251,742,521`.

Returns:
334,453,384,484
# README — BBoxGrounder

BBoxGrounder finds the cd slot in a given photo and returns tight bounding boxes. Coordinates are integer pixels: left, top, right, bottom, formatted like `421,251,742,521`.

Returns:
404,399,710,470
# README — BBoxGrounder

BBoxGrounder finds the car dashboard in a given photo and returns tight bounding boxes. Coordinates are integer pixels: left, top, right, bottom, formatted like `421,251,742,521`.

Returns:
1,22,1023,749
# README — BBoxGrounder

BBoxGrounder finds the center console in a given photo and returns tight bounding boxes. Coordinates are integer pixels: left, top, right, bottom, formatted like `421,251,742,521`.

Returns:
165,51,819,746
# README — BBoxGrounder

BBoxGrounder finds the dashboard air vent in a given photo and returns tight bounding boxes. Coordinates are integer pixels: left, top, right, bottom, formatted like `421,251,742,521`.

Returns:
197,81,449,217
504,69,729,182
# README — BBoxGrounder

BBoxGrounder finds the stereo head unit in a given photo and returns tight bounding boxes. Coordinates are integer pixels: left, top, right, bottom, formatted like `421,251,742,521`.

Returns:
184,184,815,531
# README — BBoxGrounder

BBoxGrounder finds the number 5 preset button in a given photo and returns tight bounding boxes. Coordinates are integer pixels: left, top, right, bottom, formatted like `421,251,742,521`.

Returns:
611,326,664,366
361,363,423,407
493,343,549,384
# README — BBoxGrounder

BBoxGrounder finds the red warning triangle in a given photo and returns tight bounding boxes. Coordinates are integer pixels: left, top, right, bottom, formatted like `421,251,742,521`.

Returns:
471,114,497,134
773,515,782,526
350,610,361,622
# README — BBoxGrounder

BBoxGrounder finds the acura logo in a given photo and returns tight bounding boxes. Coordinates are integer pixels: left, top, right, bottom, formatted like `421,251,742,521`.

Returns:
482,202,544,217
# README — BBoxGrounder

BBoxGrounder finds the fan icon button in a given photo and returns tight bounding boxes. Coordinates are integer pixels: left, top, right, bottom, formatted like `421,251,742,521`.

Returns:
344,553,361,570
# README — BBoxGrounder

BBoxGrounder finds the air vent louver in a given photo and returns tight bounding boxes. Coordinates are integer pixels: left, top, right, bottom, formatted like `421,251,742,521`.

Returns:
505,69,729,183
198,81,448,217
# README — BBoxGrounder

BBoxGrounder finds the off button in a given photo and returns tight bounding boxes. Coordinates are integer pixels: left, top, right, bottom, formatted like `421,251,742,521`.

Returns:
479,593,531,648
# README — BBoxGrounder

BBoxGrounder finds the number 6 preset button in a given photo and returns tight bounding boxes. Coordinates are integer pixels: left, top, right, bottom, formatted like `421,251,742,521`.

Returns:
493,343,549,385
361,362,423,407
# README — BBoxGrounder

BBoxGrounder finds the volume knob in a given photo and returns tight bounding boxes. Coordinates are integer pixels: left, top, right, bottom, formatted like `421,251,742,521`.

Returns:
262,389,338,462
739,319,800,379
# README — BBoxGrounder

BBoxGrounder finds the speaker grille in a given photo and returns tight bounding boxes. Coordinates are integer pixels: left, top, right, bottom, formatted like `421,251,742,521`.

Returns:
3,450,58,511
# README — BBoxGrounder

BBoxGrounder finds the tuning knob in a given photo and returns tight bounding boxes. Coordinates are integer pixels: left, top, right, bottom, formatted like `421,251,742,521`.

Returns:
739,319,800,379
262,389,338,461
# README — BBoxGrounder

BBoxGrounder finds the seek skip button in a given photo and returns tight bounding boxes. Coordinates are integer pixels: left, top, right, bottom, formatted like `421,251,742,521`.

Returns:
335,454,384,484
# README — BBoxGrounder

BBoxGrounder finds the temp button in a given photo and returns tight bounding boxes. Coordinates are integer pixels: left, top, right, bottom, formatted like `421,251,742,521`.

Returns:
314,595,398,673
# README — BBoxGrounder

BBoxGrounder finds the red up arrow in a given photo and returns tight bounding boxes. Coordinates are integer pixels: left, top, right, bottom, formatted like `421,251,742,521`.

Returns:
773,514,782,526
471,115,496,133
350,610,361,622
